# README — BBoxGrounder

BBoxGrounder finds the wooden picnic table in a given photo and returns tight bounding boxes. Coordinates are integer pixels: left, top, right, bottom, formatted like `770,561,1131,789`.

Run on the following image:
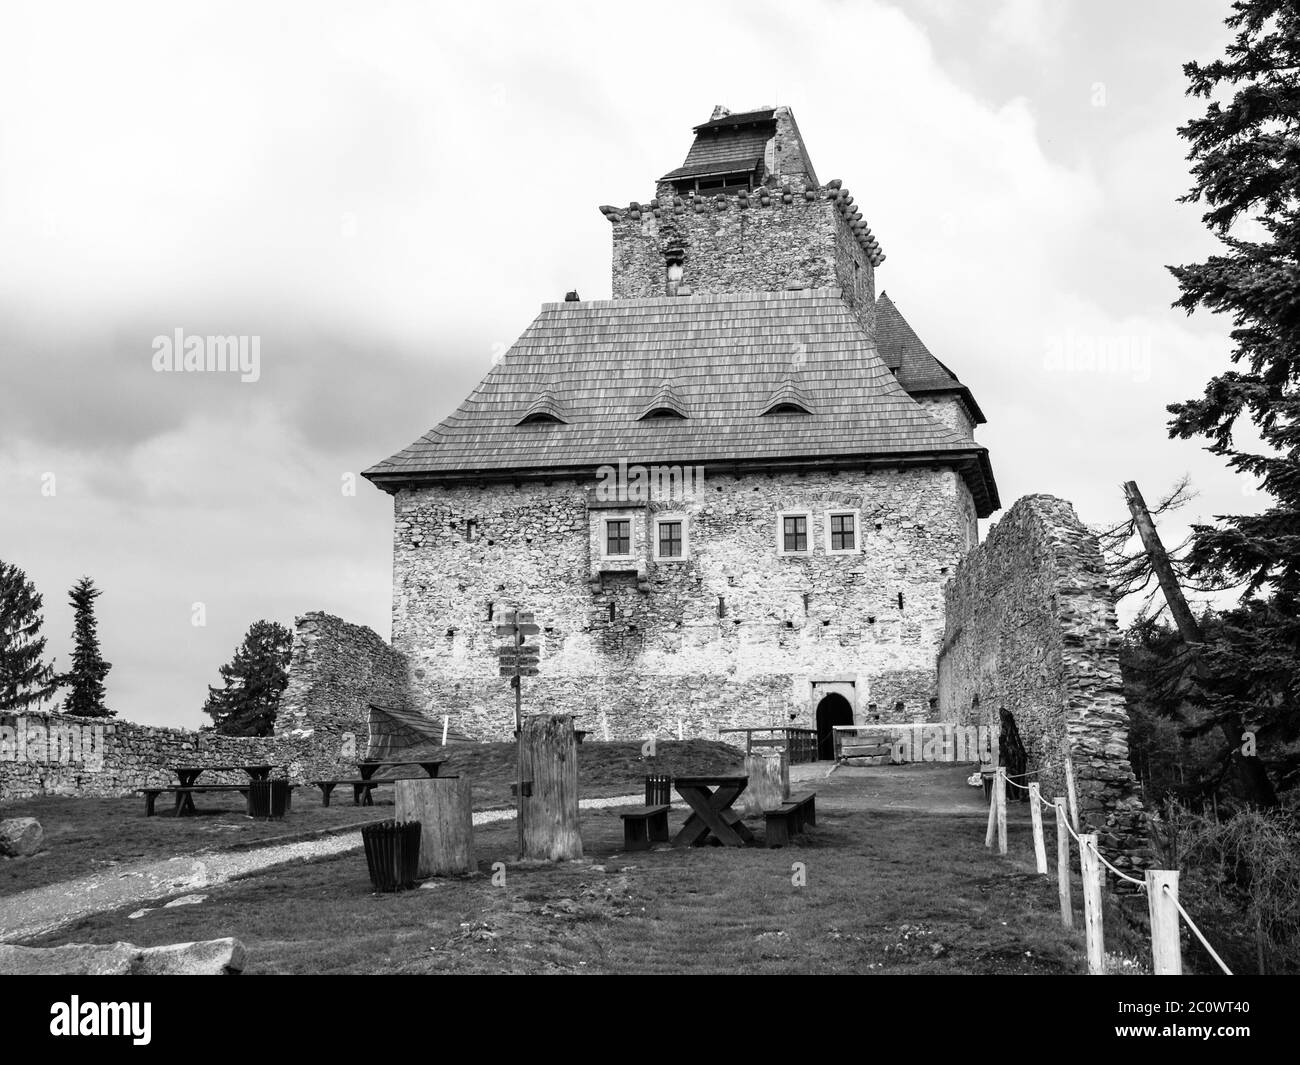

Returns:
168,764,281,815
311,759,445,806
356,759,444,781
672,774,754,848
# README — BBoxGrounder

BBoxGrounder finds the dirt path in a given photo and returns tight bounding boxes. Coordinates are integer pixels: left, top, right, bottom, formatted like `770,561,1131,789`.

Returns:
0,793,643,943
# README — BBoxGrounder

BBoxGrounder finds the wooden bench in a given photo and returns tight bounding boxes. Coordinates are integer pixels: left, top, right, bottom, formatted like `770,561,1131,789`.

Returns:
139,784,250,817
765,792,817,847
619,804,671,851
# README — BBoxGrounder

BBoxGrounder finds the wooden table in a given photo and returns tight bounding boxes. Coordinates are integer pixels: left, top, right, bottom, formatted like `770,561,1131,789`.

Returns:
169,764,280,815
357,759,443,781
672,774,754,847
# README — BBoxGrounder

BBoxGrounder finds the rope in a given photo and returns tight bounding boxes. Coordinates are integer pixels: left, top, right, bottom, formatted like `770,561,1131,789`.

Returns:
986,774,1236,975
1086,838,1146,888
1165,884,1234,976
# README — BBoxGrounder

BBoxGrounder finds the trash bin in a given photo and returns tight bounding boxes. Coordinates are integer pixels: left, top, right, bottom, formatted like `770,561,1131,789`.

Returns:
645,773,671,806
248,778,291,820
362,820,422,892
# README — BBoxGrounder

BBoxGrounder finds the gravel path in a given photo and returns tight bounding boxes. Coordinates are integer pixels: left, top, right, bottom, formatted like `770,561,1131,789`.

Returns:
0,793,643,944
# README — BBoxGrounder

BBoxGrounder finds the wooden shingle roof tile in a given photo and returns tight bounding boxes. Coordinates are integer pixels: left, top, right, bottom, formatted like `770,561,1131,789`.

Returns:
364,289,998,514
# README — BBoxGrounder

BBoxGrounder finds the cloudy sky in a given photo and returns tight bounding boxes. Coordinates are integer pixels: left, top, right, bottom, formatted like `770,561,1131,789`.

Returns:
0,0,1256,728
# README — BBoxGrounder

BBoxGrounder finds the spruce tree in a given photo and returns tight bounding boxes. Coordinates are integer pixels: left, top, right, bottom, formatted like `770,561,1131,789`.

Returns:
0,560,58,711
60,576,113,718
203,621,292,736
1166,0,1300,803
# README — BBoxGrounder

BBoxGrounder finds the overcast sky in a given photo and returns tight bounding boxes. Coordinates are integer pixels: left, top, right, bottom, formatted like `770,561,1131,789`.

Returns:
0,0,1256,728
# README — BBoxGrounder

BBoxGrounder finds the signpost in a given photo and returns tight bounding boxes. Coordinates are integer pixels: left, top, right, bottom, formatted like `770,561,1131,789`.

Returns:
495,608,541,858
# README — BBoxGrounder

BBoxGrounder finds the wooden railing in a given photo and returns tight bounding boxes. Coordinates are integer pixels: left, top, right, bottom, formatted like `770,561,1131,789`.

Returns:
717,727,819,764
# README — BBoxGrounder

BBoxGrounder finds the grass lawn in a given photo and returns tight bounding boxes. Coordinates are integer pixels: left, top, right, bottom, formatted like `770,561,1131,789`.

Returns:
0,740,742,897
30,768,1116,975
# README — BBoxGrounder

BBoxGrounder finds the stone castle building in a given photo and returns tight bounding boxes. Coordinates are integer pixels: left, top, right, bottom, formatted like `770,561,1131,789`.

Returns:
364,105,999,749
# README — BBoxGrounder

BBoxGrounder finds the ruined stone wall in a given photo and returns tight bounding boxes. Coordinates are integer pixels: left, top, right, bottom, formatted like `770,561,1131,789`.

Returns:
275,611,411,777
391,466,976,741
0,611,412,802
0,711,302,802
936,494,1148,869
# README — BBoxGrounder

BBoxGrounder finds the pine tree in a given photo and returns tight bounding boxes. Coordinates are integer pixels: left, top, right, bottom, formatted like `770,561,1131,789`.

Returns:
203,621,292,736
0,560,58,711
59,576,113,718
1166,0,1300,803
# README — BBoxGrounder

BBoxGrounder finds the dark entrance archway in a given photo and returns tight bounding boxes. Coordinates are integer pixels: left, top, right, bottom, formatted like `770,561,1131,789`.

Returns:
815,693,854,760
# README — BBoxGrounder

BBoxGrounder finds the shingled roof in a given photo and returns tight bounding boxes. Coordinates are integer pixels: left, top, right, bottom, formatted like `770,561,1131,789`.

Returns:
875,292,986,423
364,289,998,515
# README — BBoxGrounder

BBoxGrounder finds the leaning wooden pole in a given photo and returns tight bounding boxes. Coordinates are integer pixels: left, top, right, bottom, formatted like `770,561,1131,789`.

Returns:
1054,796,1073,929
1029,783,1048,875
1122,480,1277,807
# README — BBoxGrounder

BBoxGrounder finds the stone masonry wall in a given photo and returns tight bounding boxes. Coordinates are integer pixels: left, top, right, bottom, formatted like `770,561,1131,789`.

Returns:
392,466,976,741
0,611,411,802
608,185,876,334
275,611,411,778
0,711,301,802
936,494,1148,869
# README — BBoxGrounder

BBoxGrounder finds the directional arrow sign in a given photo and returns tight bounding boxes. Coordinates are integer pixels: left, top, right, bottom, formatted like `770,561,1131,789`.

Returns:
516,623,541,636
516,666,540,677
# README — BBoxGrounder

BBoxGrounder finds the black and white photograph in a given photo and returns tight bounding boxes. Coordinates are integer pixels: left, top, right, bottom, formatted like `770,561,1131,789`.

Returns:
0,0,1294,1027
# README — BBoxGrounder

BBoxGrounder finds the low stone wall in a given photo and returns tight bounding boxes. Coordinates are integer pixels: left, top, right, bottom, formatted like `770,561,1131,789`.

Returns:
0,611,413,802
0,711,302,802
936,494,1148,870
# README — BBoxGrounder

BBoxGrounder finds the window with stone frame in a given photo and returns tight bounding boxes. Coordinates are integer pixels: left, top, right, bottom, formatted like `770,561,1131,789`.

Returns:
777,510,812,556
654,515,688,561
826,509,861,554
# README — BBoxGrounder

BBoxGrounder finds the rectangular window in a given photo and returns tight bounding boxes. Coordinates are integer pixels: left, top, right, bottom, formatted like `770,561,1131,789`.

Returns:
605,519,630,557
831,513,855,551
783,515,808,553
658,520,683,559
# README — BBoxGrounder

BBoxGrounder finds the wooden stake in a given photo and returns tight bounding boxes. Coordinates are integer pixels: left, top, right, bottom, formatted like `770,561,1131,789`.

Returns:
1145,870,1182,975
1055,796,1073,929
1064,748,1080,831
1079,833,1105,974
995,767,1007,856
1029,782,1048,875
985,772,997,849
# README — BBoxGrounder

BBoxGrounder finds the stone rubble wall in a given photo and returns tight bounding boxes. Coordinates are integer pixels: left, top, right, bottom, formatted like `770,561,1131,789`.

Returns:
274,611,411,778
936,494,1148,869
0,611,409,802
0,711,301,802
392,466,977,742
607,180,877,334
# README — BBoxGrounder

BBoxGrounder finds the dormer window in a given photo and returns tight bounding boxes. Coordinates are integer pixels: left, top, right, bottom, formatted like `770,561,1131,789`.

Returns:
761,374,813,416
516,386,567,425
639,378,689,421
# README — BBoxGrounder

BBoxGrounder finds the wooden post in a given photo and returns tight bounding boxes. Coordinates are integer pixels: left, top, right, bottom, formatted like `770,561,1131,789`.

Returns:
1064,748,1080,831
1029,782,1048,875
985,772,997,849
995,766,1007,855
1079,833,1105,974
742,749,785,815
1055,796,1073,929
1146,870,1182,975
519,713,583,861
396,777,475,877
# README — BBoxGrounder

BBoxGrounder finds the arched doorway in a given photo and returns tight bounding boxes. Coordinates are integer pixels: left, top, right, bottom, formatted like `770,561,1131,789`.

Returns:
815,693,854,761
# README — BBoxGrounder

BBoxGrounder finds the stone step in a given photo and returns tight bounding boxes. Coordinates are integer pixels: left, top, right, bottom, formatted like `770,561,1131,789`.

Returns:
841,755,892,767
840,744,892,758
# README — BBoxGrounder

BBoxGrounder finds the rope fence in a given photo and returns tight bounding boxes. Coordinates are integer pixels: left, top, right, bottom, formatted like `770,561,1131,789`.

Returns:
983,764,1233,976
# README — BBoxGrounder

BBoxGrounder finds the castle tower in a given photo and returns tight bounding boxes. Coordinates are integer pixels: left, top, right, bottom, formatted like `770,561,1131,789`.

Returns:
604,105,880,333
